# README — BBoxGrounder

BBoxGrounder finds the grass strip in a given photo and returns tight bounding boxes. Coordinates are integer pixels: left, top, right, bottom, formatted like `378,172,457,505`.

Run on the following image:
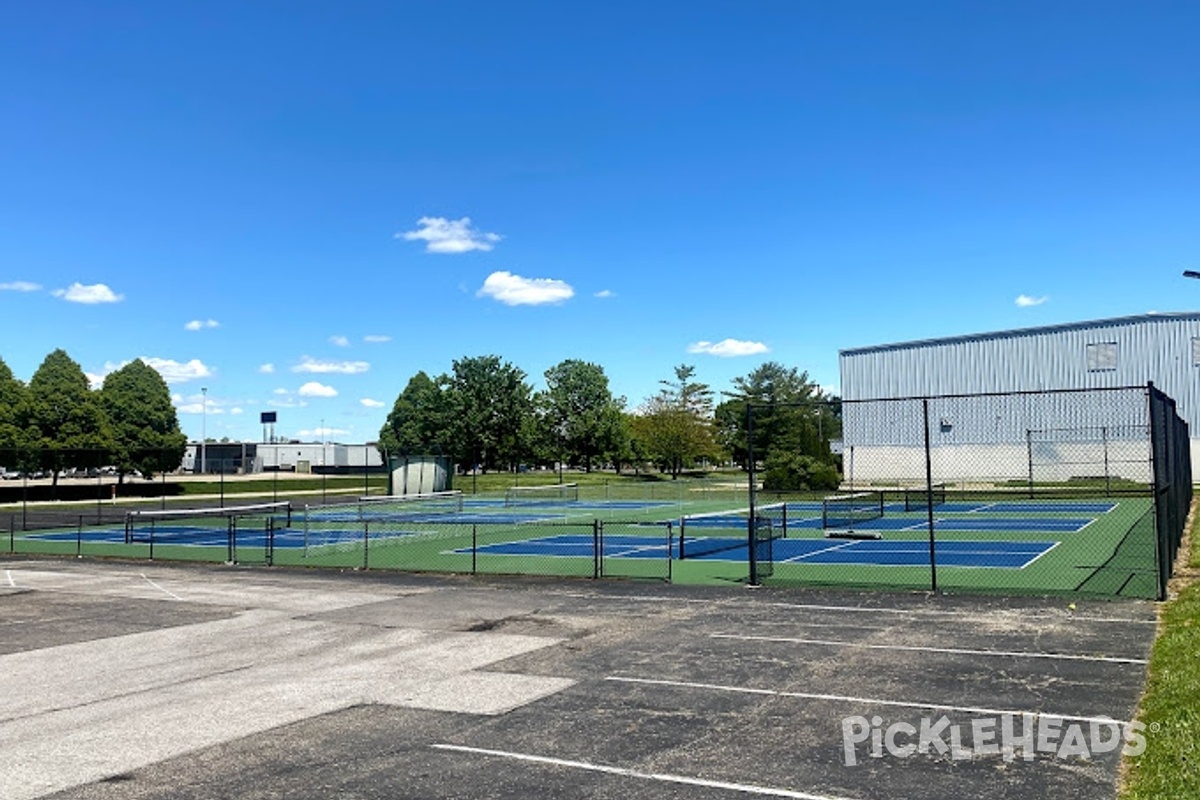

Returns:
1118,504,1200,799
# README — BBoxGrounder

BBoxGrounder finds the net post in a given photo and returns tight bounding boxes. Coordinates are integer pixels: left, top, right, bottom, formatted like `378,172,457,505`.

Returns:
303,504,310,558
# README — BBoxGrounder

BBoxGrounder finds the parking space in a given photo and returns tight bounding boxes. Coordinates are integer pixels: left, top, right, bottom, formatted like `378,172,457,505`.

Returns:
0,558,1157,800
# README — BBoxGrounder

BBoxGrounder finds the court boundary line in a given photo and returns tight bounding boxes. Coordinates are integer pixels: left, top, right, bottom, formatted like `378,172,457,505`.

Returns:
431,743,860,800
604,676,1133,726
707,633,1148,665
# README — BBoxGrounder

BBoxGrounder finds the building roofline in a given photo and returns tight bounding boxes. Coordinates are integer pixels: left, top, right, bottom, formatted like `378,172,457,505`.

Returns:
839,312,1200,357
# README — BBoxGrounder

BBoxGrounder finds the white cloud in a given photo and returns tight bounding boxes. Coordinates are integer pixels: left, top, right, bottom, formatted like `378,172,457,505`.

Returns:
52,282,123,304
272,387,289,395
259,363,276,374
360,398,386,408
301,426,349,438
686,339,770,357
298,381,338,398
268,397,309,408
229,407,244,415
292,356,370,374
363,335,391,343
94,357,213,385
329,335,350,347
1016,294,1049,307
140,357,214,383
185,319,219,331
0,281,42,292
594,289,615,299
398,216,502,254
477,271,574,306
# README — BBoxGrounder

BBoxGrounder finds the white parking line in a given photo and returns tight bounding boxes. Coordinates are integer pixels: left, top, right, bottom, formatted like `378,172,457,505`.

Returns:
431,744,860,800
140,574,183,601
604,676,1131,726
708,633,1148,664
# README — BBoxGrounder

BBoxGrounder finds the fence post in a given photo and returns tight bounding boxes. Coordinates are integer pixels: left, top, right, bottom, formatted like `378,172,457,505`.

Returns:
923,398,938,594
666,521,673,584
363,521,369,570
472,524,477,574
746,402,760,587
1025,429,1034,500
593,519,601,579
77,515,83,558
1102,425,1111,496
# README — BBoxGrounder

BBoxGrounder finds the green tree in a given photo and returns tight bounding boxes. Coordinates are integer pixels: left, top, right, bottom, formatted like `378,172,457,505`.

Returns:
24,349,113,488
0,357,29,470
542,359,626,472
716,362,842,489
378,371,451,456
635,364,720,478
446,355,534,474
99,359,188,481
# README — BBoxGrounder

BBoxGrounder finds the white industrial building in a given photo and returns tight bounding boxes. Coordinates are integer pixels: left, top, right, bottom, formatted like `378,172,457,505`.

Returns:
183,442,384,474
838,312,1200,483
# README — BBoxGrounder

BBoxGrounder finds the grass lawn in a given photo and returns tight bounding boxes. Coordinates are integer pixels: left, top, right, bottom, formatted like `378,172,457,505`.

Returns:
1119,501,1200,798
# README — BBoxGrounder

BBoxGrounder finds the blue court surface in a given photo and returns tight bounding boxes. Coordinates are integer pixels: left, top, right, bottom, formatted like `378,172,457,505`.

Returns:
459,533,1058,569
689,514,1096,534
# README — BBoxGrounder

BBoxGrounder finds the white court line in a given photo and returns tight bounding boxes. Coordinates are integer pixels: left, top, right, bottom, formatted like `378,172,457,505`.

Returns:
431,744,859,800
605,676,1132,727
1019,539,1061,569
5,570,15,588
780,540,857,564
708,633,1148,665
140,573,183,601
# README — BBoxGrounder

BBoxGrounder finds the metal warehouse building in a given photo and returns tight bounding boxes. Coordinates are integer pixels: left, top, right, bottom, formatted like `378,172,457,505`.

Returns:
838,312,1200,485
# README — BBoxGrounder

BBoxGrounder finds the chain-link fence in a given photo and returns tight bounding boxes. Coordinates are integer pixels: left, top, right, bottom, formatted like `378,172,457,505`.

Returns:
2,386,1191,600
749,384,1191,599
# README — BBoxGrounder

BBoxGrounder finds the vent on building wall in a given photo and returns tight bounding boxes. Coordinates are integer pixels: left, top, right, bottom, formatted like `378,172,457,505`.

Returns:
1086,342,1118,372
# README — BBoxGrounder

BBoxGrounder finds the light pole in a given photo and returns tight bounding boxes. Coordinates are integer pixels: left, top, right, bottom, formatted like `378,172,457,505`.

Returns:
200,387,207,475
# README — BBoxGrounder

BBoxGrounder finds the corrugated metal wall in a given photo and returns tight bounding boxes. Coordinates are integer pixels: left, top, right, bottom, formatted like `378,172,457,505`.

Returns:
839,313,1200,473
840,313,1200,424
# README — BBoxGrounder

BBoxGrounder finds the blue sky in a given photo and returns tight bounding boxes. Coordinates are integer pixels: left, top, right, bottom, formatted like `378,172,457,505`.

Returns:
1,1,1197,444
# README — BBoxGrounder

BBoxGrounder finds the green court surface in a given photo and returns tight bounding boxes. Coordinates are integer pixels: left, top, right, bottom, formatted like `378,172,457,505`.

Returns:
0,487,1162,599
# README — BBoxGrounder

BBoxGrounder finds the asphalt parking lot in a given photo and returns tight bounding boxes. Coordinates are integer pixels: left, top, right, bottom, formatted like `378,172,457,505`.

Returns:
0,557,1158,800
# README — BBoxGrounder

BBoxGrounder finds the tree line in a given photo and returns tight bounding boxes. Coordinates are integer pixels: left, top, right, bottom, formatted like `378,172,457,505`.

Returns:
0,349,186,485
379,356,844,489
0,348,843,491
